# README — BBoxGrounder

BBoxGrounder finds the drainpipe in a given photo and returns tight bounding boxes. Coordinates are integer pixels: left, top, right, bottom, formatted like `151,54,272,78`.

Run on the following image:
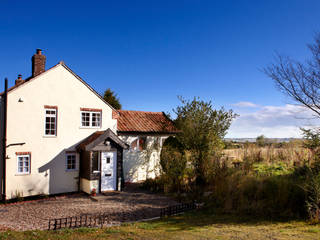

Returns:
2,78,8,202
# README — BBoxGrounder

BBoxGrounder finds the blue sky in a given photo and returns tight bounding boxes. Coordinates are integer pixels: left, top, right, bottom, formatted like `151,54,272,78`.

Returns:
1,0,320,138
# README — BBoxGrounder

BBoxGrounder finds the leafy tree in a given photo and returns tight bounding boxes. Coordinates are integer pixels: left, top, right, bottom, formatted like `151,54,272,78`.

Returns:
160,136,187,194
174,97,237,186
102,88,122,109
264,33,320,117
256,135,266,147
301,128,320,151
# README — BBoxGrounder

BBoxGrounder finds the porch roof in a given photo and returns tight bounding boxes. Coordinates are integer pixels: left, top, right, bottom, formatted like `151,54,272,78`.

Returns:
76,128,129,152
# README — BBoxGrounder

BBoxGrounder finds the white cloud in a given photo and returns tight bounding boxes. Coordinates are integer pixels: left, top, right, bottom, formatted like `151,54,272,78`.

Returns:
226,104,320,138
232,101,259,108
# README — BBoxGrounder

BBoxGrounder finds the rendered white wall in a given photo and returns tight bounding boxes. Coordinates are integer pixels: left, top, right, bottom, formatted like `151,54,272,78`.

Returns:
5,64,116,199
121,136,167,182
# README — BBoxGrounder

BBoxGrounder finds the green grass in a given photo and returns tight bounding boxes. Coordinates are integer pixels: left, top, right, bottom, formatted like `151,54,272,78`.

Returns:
1,210,320,240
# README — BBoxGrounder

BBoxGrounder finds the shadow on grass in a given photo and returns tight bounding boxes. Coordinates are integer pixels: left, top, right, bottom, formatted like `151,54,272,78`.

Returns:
137,208,307,232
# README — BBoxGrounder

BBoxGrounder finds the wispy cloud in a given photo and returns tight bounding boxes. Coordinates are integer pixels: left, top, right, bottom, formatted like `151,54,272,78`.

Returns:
232,101,260,108
227,104,319,138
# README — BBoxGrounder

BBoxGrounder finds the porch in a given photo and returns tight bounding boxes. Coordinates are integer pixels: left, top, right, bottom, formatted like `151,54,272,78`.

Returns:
76,128,129,194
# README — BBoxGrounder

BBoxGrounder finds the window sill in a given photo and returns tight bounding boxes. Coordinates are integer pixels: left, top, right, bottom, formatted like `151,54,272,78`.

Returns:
43,135,57,138
15,173,30,176
65,169,78,172
129,150,144,153
79,126,101,129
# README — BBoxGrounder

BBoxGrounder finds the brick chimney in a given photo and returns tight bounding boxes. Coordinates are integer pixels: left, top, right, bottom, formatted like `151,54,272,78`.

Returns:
15,74,24,85
32,49,46,77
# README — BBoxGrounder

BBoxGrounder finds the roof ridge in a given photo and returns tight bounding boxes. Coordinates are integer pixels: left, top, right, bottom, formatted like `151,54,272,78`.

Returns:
60,62,117,111
119,110,163,114
0,62,62,96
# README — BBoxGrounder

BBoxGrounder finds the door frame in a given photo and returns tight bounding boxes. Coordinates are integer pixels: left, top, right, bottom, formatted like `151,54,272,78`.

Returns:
99,151,117,192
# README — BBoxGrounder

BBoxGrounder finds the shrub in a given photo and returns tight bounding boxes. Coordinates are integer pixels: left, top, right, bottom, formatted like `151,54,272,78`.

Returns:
206,167,308,218
160,136,187,194
302,166,320,222
141,177,164,193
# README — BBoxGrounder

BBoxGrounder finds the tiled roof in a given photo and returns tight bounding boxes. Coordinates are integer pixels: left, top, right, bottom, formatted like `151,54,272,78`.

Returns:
117,110,179,134
77,131,104,151
76,129,129,151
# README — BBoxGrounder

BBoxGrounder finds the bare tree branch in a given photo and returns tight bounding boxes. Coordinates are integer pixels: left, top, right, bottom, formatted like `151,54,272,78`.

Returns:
263,33,320,117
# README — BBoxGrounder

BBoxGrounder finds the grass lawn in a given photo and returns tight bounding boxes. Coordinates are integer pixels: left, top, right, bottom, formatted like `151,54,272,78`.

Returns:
1,210,320,240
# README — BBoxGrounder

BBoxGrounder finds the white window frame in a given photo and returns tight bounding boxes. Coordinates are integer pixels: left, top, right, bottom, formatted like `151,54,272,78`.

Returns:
66,153,77,171
44,108,57,136
80,111,101,128
16,154,31,175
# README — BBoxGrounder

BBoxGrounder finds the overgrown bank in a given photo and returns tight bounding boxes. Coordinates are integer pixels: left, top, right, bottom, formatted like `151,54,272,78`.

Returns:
142,97,320,222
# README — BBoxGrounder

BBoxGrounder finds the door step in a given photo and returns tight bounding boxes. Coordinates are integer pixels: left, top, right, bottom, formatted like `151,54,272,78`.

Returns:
89,192,120,202
89,194,105,202
101,191,120,196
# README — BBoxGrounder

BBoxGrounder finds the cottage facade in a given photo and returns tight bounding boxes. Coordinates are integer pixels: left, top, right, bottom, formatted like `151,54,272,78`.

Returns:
0,50,177,200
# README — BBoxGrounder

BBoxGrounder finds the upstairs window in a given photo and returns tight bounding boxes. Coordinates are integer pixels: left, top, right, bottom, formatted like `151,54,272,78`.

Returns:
80,108,102,128
44,107,57,136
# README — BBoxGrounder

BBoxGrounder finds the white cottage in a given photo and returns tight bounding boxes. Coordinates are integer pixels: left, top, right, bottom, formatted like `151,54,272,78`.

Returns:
0,49,178,200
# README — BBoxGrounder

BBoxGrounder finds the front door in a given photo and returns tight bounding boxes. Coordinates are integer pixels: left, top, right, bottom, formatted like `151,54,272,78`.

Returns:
101,151,117,191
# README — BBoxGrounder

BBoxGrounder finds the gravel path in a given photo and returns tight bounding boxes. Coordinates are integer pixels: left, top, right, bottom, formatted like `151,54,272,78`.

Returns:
0,185,177,231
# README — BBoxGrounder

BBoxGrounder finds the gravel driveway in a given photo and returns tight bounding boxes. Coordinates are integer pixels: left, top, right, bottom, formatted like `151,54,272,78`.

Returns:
0,185,177,231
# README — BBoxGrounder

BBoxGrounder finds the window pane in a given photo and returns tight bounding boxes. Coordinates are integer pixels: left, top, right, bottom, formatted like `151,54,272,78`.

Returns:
92,152,99,171
139,137,147,151
81,112,90,126
131,139,138,150
92,112,101,127
18,155,30,173
67,155,76,170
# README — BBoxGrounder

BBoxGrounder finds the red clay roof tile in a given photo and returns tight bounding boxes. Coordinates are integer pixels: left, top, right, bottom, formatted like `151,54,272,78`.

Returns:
117,110,178,134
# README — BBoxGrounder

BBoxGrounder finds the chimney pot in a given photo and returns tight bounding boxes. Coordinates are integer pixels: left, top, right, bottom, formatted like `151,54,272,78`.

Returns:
15,74,24,85
36,49,42,55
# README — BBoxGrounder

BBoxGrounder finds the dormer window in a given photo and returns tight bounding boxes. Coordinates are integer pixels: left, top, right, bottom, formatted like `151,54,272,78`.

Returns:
80,108,102,128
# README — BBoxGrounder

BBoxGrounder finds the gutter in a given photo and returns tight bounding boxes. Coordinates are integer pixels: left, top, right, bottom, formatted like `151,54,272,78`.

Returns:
2,78,7,202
